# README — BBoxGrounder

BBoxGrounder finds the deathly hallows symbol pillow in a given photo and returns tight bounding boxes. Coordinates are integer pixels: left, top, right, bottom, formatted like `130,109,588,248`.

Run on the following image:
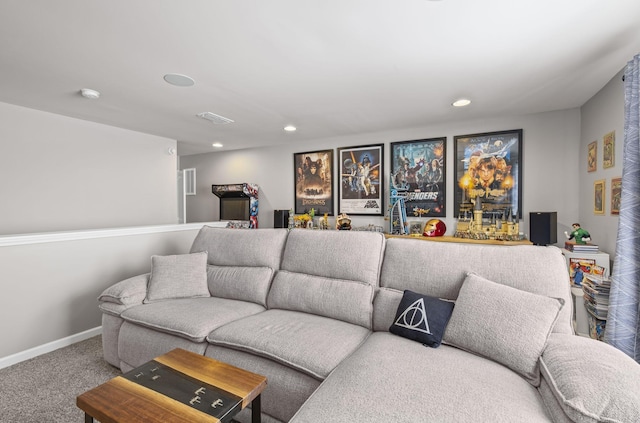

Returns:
389,290,454,348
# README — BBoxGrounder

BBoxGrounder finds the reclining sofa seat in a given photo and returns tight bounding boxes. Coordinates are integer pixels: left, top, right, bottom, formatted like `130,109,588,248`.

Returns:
99,228,288,371
204,229,386,423
289,239,574,422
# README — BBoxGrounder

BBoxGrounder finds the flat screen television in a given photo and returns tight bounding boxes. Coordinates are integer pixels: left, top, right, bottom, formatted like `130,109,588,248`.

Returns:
220,197,250,221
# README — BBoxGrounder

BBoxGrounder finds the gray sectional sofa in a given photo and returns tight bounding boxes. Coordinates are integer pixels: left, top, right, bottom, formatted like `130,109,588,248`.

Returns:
98,227,640,422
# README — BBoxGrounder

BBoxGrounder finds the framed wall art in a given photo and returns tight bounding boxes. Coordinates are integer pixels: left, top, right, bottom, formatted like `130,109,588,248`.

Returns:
603,131,615,169
453,129,523,219
293,149,334,215
611,177,621,215
587,141,597,172
337,144,384,215
390,137,446,217
594,179,605,215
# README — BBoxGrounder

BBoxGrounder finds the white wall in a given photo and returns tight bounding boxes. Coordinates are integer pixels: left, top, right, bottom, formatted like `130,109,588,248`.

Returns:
181,108,582,244
0,224,206,361
579,69,626,259
0,101,179,235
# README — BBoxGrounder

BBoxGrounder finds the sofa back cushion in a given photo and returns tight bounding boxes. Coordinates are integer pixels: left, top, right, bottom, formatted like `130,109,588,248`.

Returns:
280,230,385,285
207,265,274,307
268,270,374,327
190,227,288,306
190,227,288,269
379,239,573,334
269,230,386,328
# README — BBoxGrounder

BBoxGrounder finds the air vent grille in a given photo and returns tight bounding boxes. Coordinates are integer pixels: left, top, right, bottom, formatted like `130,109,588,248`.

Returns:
197,112,234,124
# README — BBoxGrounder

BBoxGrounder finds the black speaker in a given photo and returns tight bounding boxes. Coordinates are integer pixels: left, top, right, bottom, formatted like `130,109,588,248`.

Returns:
529,212,557,246
274,210,290,228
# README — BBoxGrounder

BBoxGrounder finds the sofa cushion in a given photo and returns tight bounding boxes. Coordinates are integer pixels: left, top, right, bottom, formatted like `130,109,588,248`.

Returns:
280,230,385,286
290,332,553,423
389,290,454,348
380,240,573,335
207,309,371,380
372,287,404,331
267,270,374,328
539,333,640,423
190,226,288,270
144,252,209,304
121,297,265,342
207,265,274,306
443,273,564,386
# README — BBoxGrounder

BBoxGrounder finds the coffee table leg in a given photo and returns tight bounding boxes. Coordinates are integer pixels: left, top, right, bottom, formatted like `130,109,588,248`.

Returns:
251,394,261,423
84,413,94,423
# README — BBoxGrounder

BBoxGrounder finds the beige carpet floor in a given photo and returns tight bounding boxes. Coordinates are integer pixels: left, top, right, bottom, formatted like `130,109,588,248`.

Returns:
0,335,120,423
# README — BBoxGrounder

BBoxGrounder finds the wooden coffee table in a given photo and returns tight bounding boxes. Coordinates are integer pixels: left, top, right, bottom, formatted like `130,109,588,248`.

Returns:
77,348,267,423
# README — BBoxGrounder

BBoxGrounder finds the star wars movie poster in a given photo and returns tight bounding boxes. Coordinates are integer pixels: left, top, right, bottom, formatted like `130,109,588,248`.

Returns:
454,129,522,218
390,137,446,218
294,149,334,215
337,144,384,215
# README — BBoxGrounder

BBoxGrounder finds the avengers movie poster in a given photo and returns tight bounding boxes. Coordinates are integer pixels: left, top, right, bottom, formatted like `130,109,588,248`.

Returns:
294,149,334,215
337,144,384,215
453,129,522,218
390,137,446,218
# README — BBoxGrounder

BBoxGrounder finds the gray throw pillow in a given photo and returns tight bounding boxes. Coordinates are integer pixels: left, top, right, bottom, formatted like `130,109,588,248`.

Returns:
144,251,210,303
443,273,564,385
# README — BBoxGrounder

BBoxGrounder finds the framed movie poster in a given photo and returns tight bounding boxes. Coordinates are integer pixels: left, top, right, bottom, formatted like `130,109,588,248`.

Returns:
454,129,523,218
294,149,334,215
390,137,446,217
603,131,615,169
588,141,597,172
611,177,621,215
337,144,384,215
594,179,605,215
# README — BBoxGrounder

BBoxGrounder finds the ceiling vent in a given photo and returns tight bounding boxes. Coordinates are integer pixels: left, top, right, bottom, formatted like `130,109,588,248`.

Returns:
197,112,234,124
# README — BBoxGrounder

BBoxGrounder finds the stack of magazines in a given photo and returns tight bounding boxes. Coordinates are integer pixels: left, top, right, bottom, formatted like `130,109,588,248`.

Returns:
583,273,610,319
582,272,610,341
565,241,599,253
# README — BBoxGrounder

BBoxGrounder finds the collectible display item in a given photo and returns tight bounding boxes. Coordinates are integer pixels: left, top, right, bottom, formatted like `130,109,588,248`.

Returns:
336,213,352,230
565,223,591,245
423,219,446,237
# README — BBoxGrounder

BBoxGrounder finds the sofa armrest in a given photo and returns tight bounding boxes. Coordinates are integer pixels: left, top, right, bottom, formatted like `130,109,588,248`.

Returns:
98,273,149,306
539,333,640,423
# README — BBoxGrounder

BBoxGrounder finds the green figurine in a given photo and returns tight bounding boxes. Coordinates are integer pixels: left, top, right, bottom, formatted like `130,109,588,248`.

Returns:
565,223,591,245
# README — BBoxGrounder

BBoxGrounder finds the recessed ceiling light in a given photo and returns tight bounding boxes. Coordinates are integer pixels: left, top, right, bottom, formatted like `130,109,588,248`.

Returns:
80,88,100,99
284,125,297,132
212,142,223,148
452,99,471,107
163,73,195,87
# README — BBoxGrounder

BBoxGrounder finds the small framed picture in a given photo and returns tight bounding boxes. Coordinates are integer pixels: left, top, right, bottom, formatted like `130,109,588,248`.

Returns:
337,144,384,215
611,177,622,215
587,141,597,172
603,131,615,169
293,149,334,215
594,179,605,215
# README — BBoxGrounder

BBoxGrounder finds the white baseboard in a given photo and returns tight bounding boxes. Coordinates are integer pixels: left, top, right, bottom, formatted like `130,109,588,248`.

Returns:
0,326,102,370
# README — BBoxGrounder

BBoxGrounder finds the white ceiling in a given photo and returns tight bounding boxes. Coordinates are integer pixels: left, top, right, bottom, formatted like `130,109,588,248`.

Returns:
1,0,640,156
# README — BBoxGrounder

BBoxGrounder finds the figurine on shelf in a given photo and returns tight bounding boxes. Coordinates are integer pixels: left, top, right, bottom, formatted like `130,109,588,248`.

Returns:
336,213,352,230
423,219,447,237
565,223,591,245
